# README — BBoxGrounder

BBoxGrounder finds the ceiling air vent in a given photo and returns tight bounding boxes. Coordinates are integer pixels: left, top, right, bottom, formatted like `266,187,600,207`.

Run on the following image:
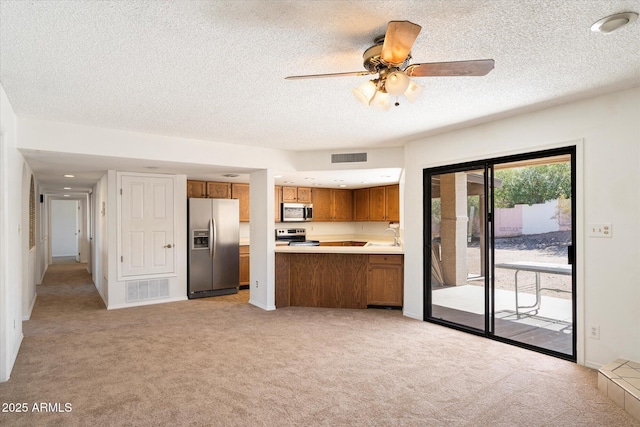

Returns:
331,153,368,164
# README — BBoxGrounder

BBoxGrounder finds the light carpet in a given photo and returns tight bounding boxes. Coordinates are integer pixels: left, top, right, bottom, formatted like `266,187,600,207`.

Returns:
0,262,637,426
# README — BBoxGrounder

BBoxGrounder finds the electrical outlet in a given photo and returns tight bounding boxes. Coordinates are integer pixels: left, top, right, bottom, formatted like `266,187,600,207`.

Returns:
255,280,259,288
589,325,600,340
588,223,612,238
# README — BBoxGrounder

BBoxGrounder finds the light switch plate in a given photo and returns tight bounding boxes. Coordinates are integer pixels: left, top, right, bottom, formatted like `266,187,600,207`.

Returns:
588,223,612,238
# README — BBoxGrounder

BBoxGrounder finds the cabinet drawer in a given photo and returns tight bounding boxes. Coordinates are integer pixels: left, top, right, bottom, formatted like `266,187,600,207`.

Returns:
368,254,403,265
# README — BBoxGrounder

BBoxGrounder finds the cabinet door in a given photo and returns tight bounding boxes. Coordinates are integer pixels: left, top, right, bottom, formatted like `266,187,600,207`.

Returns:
367,264,403,306
353,188,370,221
207,182,231,199
369,186,386,221
296,187,312,203
274,186,282,222
232,183,250,222
385,184,400,222
311,188,332,221
187,180,207,198
282,186,298,202
239,246,250,286
332,189,353,221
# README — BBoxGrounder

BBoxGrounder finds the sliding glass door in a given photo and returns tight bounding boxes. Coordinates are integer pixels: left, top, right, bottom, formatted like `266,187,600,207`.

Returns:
428,165,489,332
425,147,576,361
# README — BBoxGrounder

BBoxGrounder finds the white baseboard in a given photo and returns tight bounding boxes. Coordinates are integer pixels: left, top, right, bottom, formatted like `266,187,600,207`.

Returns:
403,310,423,321
249,299,276,311
2,333,24,382
585,359,604,370
39,263,49,284
107,295,187,310
23,292,37,320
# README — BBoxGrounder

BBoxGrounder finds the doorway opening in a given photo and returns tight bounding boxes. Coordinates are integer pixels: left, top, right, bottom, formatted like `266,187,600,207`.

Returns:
424,147,576,361
50,199,80,263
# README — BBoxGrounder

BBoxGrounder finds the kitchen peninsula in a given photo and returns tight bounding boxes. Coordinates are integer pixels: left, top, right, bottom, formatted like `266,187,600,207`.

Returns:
275,243,404,309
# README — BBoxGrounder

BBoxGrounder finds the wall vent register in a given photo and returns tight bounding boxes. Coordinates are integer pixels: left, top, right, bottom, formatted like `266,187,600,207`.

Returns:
331,152,368,163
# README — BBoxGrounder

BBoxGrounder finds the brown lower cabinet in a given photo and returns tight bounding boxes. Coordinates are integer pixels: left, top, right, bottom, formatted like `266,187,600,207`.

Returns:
239,245,250,286
275,252,403,309
367,255,403,307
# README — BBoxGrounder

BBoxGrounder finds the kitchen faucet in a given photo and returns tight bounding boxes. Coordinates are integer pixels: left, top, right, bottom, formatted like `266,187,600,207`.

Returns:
384,227,400,246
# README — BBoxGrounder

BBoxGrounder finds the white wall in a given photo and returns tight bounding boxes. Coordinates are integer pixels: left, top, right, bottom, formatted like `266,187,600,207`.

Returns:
17,117,297,172
37,188,49,283
249,169,276,310
92,174,109,305
403,87,640,368
0,85,24,381
50,200,78,257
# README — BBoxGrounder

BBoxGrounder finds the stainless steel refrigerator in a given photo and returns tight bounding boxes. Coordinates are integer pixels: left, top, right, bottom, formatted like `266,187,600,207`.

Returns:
188,198,240,298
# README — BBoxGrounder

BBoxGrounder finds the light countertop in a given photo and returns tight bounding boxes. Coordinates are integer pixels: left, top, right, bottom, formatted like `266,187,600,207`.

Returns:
274,244,403,255
242,234,403,254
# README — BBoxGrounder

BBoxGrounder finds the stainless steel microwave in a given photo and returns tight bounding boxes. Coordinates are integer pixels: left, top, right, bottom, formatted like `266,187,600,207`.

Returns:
281,203,313,222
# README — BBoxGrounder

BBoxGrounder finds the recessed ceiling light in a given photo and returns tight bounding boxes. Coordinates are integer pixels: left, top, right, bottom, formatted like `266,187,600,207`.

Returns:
63,195,70,197
284,181,294,184
63,187,71,190
222,173,240,178
591,12,638,34
339,184,347,188
64,174,75,178
146,166,159,170
304,177,315,180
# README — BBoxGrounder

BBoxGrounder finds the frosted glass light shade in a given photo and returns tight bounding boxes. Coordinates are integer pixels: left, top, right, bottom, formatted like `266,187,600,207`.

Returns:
385,71,410,96
371,91,391,111
352,80,377,105
403,80,424,103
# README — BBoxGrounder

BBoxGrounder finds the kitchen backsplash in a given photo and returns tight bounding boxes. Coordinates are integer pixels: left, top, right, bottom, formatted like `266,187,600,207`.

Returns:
239,221,396,242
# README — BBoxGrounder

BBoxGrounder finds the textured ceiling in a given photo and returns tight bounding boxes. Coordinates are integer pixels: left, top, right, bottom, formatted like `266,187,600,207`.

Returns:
1,0,640,189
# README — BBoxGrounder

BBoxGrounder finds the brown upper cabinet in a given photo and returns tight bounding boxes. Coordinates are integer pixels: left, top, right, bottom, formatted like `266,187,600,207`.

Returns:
353,188,370,221
231,183,250,222
282,186,311,203
385,184,400,222
187,180,207,198
275,186,282,222
367,184,400,222
311,188,353,222
207,181,231,199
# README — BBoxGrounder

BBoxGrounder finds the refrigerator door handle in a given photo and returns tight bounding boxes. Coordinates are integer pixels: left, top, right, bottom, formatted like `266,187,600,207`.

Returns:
212,218,217,260
208,219,214,258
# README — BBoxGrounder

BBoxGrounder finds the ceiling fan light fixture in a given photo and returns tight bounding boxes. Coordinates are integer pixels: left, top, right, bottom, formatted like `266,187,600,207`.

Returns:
371,91,391,111
403,80,424,103
385,71,410,96
352,80,377,105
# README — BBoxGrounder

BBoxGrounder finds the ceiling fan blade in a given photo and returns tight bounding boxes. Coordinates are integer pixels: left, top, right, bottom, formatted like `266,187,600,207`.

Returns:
405,59,495,77
285,71,373,80
381,21,422,65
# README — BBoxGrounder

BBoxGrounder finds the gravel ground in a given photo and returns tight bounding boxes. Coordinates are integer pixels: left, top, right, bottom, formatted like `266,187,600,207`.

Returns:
465,231,573,298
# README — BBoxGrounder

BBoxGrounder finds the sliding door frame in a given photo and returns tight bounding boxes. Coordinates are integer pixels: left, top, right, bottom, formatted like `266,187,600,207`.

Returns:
423,146,577,362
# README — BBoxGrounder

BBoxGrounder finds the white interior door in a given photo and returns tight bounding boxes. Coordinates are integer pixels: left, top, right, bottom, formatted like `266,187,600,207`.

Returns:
120,174,175,277
51,199,79,258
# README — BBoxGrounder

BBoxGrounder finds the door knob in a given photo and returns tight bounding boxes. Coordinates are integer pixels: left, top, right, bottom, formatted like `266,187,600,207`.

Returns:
164,244,173,248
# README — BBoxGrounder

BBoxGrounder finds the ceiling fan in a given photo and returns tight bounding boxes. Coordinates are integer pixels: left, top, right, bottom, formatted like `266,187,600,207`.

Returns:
285,21,494,110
